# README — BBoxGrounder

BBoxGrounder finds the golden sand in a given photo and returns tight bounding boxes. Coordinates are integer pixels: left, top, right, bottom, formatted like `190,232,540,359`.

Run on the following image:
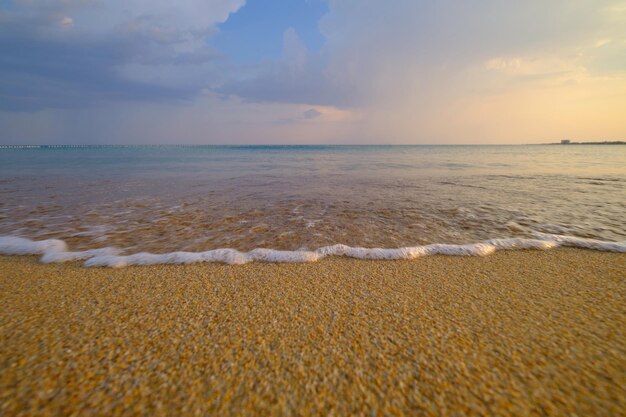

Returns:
1,249,625,416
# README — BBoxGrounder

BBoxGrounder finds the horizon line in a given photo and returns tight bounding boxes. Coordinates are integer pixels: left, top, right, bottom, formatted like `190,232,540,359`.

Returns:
1,141,625,148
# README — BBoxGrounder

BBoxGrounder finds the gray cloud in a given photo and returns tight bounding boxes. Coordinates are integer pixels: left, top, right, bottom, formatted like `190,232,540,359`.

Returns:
0,0,244,111
0,30,194,111
273,107,323,125
303,108,321,119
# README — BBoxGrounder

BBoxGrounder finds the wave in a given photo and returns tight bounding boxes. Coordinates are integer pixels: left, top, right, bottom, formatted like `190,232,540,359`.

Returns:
1,234,624,268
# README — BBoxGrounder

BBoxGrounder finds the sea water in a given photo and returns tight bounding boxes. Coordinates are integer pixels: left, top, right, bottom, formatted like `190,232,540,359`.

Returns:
1,145,624,265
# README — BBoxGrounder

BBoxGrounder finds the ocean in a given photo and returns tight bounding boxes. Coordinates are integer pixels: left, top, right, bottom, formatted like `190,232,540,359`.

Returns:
1,145,625,265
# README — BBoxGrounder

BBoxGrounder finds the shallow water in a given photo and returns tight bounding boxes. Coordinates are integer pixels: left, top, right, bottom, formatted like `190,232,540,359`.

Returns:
1,145,625,253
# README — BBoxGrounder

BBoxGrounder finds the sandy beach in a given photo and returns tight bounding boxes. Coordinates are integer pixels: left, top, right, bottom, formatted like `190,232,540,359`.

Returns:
1,249,624,416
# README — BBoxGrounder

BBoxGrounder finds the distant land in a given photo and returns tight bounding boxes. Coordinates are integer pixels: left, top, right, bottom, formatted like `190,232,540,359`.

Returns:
548,140,626,145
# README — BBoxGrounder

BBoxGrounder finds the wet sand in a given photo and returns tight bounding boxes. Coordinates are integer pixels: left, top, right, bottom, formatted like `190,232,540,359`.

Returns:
1,249,625,416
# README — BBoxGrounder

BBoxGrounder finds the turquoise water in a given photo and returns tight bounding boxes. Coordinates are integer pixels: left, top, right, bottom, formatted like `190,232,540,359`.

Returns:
1,145,625,253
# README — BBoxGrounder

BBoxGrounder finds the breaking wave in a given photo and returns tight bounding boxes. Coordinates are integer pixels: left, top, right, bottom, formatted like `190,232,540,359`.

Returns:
0,234,624,268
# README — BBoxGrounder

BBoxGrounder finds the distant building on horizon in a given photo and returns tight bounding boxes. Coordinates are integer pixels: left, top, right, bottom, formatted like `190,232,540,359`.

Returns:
561,139,571,144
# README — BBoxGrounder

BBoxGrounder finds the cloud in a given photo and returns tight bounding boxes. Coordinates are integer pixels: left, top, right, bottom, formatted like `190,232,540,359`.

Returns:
302,108,322,119
485,58,523,71
216,1,625,111
216,27,358,107
273,107,324,125
1,0,624,143
312,0,626,142
0,0,245,111
59,16,73,27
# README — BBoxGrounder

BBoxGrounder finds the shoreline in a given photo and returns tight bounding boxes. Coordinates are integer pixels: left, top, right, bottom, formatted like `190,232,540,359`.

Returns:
1,249,625,416
1,234,625,268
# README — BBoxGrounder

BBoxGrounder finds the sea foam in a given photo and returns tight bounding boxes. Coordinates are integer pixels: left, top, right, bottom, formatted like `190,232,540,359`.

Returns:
0,236,67,255
0,234,624,268
532,233,626,252
41,247,122,263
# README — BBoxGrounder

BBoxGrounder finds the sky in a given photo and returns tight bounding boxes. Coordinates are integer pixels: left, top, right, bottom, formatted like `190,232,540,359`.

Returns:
0,0,625,144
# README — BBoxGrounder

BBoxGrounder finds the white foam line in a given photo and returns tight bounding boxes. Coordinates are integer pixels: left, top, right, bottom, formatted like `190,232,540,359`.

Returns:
41,247,122,263
484,238,559,251
0,236,67,255
0,235,624,268
532,232,626,253
84,249,250,268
